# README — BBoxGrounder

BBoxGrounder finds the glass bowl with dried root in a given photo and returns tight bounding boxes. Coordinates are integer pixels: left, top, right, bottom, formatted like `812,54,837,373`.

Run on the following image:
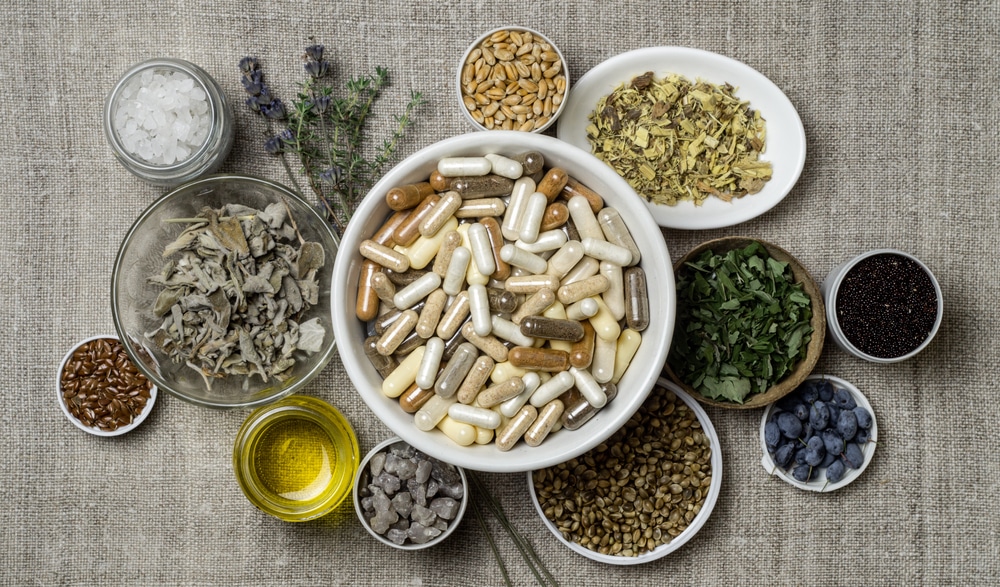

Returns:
111,175,340,409
527,378,722,564
457,26,570,134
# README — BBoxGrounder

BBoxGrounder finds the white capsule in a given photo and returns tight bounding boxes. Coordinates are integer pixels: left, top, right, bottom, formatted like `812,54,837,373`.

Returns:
597,207,641,266
468,283,492,337
570,366,607,408
600,261,626,321
591,334,616,384
518,192,548,244
566,297,600,320
437,156,492,177
582,237,632,267
457,223,489,286
393,271,442,309
561,256,601,285
500,244,548,274
567,195,604,241
501,176,535,240
442,246,471,296
382,346,425,398
545,240,585,279
416,336,445,389
414,393,457,431
515,229,567,254
485,153,524,180
500,371,541,418
529,371,575,408
467,222,496,276
448,403,502,429
491,315,535,347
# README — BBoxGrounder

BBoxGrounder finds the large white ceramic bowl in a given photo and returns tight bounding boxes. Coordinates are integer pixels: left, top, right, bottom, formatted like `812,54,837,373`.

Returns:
332,131,675,473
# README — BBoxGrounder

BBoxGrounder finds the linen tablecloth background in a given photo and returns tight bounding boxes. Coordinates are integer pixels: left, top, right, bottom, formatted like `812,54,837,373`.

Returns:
3,1,997,584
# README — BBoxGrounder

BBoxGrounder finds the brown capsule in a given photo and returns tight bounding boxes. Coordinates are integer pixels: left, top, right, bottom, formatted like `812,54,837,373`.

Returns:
393,193,440,246
560,176,604,213
386,182,435,211
364,335,398,378
539,202,569,231
486,287,519,314
429,169,452,191
569,321,596,369
508,346,570,372
384,267,429,287
511,151,544,175
356,260,381,321
480,217,510,280
371,210,410,247
399,383,433,413
537,167,569,201
519,315,585,341
452,175,515,199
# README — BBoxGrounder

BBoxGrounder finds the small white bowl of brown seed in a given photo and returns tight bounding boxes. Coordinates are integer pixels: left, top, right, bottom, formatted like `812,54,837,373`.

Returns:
57,335,157,436
457,26,570,133
527,378,722,565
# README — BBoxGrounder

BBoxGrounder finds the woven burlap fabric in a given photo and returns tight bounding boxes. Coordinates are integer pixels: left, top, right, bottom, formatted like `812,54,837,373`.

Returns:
1,1,997,584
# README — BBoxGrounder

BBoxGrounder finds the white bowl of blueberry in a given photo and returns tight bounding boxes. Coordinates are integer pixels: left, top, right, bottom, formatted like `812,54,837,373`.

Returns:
760,375,877,492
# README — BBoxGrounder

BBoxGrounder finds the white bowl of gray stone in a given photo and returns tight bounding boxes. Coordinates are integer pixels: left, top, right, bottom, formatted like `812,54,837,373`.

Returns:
354,436,468,549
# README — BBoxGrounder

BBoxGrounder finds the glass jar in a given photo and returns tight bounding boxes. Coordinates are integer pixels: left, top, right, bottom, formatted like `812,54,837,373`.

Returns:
103,58,234,187
233,395,359,522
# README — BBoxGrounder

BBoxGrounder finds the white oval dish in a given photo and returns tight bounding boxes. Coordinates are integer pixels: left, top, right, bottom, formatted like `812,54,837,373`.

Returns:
556,46,806,230
759,374,878,492
526,378,722,565
57,335,157,437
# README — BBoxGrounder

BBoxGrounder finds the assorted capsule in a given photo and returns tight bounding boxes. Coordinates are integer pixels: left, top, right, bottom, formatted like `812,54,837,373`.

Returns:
356,151,650,451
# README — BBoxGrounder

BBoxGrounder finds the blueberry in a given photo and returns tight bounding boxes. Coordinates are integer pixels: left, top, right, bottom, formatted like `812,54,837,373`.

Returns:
853,406,873,430
854,428,871,444
826,459,847,483
837,410,858,440
827,405,841,426
793,403,810,421
820,451,837,468
795,447,809,466
792,464,814,482
804,436,825,466
776,394,801,412
822,429,845,455
776,412,803,439
843,443,864,469
809,401,830,430
774,444,795,468
800,423,813,442
764,421,781,449
833,388,857,410
799,381,820,404
815,380,835,402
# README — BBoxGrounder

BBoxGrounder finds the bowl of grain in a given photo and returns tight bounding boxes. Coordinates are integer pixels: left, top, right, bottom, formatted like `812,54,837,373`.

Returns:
527,378,722,564
111,174,340,409
664,236,825,409
331,130,675,473
457,26,569,133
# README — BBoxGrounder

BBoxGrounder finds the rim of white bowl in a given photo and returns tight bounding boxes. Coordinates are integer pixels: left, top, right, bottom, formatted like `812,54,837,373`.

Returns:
57,334,158,437
525,378,722,565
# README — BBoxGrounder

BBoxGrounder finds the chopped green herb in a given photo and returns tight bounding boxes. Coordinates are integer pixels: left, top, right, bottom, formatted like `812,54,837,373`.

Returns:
668,241,813,403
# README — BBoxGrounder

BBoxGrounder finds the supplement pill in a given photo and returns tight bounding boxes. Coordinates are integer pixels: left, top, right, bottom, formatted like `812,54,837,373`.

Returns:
512,288,556,324
495,404,537,452
436,291,470,339
461,321,508,363
582,237,632,267
393,272,442,310
456,197,506,218
500,371,541,418
600,261,626,321
539,202,570,231
434,342,478,398
536,167,569,201
612,329,642,384
570,366,606,409
569,321,596,369
480,217,510,280
415,394,457,431
591,334,617,384
393,194,440,247
529,371,575,407
565,297,599,321
624,267,650,331
486,287,519,314
518,192,548,243
438,156,492,177
561,256,600,285
545,240,585,279
501,176,535,240
468,283,492,337
491,315,536,347
395,330,424,357
398,383,433,413
478,376,526,408
428,169,451,191
567,195,604,241
370,271,396,306
382,346,426,398
415,337,445,390
508,346,570,372
500,244,548,274
386,182,434,211
437,415,477,446
431,231,462,277
597,207,641,266
467,223,496,276
490,361,528,384
452,174,515,198
456,355,495,404
561,177,604,213
360,239,410,273
364,335,398,378
418,190,462,237
519,315,584,342
511,151,544,175
399,216,460,269
448,403,502,429
516,229,567,254
589,296,622,342
557,274,610,305
485,153,524,179
505,274,560,294
356,260,380,321
442,246,471,296
376,309,419,356
384,267,428,287
524,399,564,447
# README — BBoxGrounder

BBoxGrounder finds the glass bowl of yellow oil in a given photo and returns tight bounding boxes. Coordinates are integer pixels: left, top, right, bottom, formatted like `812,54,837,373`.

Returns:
233,395,359,522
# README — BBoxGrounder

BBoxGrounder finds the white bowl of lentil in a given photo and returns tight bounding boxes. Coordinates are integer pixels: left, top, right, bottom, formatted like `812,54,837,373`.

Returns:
456,26,570,134
331,131,675,473
556,46,806,230
57,335,157,437
527,378,722,564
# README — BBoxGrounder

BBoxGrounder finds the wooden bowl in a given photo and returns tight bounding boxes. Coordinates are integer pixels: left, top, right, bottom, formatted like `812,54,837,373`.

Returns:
663,237,826,409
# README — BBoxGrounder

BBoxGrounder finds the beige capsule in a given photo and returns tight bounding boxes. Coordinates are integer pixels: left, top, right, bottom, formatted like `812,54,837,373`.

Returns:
495,404,537,451
375,309,418,356
477,376,525,408
457,355,494,404
436,291,470,339
524,399,564,447
416,289,448,339
461,321,509,363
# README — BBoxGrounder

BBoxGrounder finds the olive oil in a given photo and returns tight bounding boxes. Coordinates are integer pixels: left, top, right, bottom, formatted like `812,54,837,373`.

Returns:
253,417,337,503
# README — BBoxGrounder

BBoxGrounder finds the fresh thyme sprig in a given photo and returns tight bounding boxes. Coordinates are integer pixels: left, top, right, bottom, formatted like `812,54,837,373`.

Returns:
239,46,424,237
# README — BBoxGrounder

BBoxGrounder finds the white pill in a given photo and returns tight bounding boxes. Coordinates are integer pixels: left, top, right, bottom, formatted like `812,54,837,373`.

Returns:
491,315,535,347
582,237,632,266
515,229,567,254
392,272,442,310
485,153,524,180
566,297,600,320
591,334,616,384
570,366,606,408
416,337,445,389
448,403,502,429
567,195,604,241
545,240,585,279
468,283,492,337
600,261,626,321
529,371,575,408
561,256,601,285
414,392,457,431
518,192,548,244
467,223,496,276
501,176,535,240
500,371,541,418
437,156,492,177
442,246,471,296
500,244,548,275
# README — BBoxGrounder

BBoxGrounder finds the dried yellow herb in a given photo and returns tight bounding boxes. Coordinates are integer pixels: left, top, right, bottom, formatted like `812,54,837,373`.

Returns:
586,71,772,206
